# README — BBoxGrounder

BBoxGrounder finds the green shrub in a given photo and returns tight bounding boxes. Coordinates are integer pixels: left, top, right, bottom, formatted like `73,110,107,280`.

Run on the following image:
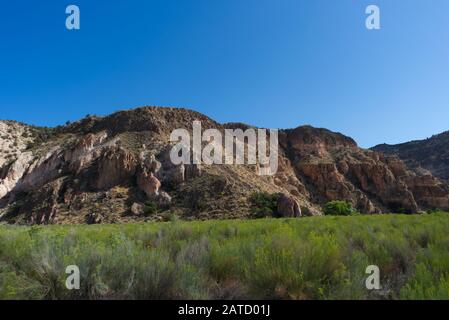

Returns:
144,201,158,216
323,201,356,216
249,192,279,217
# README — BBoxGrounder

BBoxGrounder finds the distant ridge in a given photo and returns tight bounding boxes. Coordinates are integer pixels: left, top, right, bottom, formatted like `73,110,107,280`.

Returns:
373,130,449,182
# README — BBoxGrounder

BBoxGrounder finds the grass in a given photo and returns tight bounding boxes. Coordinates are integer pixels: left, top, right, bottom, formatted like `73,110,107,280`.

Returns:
0,213,449,300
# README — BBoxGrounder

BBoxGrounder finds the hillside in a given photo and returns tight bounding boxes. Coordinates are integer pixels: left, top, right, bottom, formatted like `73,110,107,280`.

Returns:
1,106,449,225
373,131,449,182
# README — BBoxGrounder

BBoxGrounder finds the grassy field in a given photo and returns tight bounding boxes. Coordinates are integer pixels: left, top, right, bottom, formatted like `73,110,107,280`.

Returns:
1,213,448,300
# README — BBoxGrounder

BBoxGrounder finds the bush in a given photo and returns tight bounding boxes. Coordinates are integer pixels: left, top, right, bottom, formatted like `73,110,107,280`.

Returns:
144,201,158,216
323,201,356,216
249,192,279,217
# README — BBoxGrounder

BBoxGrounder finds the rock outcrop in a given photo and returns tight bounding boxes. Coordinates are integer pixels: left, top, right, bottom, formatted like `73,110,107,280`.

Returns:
93,147,137,190
131,202,145,215
137,171,161,197
0,106,448,225
373,130,449,182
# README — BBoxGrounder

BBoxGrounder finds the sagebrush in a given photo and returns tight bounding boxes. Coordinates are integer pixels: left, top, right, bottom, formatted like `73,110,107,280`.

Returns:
1,213,449,300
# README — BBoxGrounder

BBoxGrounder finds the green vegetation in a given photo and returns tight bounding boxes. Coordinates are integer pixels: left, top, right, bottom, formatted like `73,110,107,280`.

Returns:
144,201,158,216
250,192,279,217
324,200,357,216
1,213,449,300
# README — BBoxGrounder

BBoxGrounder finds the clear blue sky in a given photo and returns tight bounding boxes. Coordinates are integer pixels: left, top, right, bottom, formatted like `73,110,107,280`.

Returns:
1,0,448,148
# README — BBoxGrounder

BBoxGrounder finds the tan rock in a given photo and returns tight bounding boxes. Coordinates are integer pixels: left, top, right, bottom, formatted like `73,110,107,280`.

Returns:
131,202,145,215
93,147,137,190
137,171,161,197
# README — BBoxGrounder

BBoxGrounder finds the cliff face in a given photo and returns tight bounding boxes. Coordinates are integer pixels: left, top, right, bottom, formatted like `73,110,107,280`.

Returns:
280,127,449,214
373,131,449,182
0,107,448,225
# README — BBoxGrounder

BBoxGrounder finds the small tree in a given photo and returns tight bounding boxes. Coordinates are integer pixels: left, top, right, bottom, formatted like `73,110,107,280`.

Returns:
250,192,279,217
323,200,356,216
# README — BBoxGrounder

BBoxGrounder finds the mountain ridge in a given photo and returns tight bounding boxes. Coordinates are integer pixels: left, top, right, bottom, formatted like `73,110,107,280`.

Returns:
373,130,449,182
1,106,448,225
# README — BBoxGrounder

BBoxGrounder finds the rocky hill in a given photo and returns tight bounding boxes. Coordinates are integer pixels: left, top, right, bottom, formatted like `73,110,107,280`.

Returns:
1,106,448,225
373,131,449,182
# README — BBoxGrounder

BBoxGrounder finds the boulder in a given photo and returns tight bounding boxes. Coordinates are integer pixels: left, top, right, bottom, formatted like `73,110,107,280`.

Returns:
131,202,145,215
157,191,172,209
137,171,161,197
277,194,302,218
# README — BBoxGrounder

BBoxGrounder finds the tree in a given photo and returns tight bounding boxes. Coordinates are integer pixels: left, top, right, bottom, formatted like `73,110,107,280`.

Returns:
323,201,357,216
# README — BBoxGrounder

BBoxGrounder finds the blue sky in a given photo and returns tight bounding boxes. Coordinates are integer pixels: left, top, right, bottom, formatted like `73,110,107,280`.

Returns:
1,0,448,148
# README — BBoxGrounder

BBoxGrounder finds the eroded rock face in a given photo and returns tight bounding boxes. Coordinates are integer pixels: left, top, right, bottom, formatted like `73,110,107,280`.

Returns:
23,179,64,225
405,175,449,210
295,154,420,213
65,132,108,173
279,126,449,213
93,147,137,190
14,148,65,194
286,125,357,157
0,121,34,168
373,130,449,182
0,152,34,199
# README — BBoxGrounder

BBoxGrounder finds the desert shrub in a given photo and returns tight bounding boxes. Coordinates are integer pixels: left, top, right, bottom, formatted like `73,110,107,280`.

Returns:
323,201,356,216
188,190,207,212
249,192,279,217
159,212,179,222
0,263,45,299
1,213,449,300
144,201,158,216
